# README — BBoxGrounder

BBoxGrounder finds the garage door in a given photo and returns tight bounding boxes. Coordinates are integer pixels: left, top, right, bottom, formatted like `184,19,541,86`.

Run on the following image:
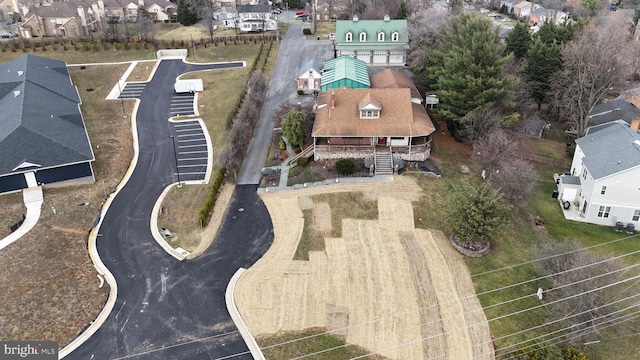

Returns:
372,52,387,64
356,51,370,63
389,52,404,65
338,50,355,58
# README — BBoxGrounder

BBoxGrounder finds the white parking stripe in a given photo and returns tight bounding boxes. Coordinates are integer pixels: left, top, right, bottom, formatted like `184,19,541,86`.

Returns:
178,151,208,154
177,157,208,160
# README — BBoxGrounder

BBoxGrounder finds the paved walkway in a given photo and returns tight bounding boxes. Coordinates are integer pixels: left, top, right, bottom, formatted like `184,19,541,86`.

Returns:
0,187,43,251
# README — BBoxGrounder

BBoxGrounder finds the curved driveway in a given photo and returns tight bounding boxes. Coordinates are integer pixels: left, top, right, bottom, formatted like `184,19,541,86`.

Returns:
66,60,272,360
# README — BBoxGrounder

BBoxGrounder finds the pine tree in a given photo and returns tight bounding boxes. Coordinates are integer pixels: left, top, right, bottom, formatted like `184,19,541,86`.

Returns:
395,1,408,20
282,110,307,150
525,37,563,108
428,13,516,140
505,22,531,60
177,0,200,26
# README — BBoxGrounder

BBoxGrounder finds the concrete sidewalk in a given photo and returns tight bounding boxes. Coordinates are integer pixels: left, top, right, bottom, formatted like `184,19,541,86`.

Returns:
0,187,43,251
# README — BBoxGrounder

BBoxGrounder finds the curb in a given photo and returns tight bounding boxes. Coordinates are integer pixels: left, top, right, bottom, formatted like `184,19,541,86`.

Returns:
226,268,265,360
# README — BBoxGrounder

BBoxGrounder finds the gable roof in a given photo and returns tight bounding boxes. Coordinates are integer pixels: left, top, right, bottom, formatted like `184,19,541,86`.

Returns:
514,1,531,9
370,68,421,101
313,88,435,137
588,99,640,128
0,55,94,177
577,122,640,180
297,59,322,78
237,4,271,13
321,56,370,89
335,17,409,49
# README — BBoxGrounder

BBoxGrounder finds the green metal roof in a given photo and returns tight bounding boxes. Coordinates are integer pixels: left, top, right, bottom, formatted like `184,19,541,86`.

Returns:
335,17,409,46
321,56,370,91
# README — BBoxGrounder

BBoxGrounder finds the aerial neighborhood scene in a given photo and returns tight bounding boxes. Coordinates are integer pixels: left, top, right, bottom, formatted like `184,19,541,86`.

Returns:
1,0,640,358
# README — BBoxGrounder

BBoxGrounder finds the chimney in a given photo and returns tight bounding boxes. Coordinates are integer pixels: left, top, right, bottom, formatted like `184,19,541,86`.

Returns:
331,90,335,108
632,118,640,133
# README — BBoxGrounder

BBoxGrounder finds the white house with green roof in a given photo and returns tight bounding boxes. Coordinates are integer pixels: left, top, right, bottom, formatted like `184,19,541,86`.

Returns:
335,14,409,66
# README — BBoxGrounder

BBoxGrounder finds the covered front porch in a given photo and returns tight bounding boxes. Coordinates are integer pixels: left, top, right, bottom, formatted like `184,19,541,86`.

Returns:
313,135,431,161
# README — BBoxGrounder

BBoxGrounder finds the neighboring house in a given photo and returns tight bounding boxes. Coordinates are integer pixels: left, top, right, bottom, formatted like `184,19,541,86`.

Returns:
225,4,277,32
499,0,515,13
528,7,554,26
20,0,105,38
334,14,409,66
102,0,175,23
557,120,640,227
297,60,323,94
370,68,422,104
0,0,18,18
312,88,436,163
585,99,640,131
320,55,370,91
513,1,537,19
0,55,95,194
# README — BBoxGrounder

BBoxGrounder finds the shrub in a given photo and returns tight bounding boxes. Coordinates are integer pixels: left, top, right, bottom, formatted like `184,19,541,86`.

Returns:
303,28,312,35
82,43,90,51
335,159,355,175
279,138,286,150
297,89,304,95
296,157,309,167
198,168,226,226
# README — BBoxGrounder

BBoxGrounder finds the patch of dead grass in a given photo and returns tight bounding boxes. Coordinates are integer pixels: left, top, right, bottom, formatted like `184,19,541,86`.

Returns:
0,192,25,240
126,60,157,82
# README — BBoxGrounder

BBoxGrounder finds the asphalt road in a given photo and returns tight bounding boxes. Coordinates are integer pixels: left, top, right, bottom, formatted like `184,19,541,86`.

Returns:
238,22,332,184
66,60,276,360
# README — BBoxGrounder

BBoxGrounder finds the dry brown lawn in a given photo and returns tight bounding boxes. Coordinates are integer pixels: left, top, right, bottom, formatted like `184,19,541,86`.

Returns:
235,177,494,360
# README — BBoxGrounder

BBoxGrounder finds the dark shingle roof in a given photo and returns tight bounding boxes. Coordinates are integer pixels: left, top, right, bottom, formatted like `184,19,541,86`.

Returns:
236,4,271,13
0,55,94,177
588,99,640,128
576,122,640,180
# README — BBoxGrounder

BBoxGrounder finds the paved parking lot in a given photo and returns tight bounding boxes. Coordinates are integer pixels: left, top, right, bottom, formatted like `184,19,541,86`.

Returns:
118,83,146,99
169,93,196,117
170,120,209,182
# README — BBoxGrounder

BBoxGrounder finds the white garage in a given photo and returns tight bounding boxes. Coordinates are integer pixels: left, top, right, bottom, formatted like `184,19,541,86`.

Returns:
356,51,371,63
389,51,405,65
372,52,387,65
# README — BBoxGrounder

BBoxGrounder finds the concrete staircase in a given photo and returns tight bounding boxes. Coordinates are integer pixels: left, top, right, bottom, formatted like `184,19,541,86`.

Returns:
23,186,43,204
375,148,393,175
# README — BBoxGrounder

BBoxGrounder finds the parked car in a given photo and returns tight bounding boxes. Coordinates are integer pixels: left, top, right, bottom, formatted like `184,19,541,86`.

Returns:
295,10,307,16
0,31,14,39
272,8,282,14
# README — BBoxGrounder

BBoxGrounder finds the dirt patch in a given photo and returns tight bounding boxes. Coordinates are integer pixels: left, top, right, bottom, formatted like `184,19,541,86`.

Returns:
235,177,493,359
0,192,25,239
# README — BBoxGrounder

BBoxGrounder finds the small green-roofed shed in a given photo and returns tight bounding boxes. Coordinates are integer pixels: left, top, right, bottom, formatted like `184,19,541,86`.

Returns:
321,56,370,91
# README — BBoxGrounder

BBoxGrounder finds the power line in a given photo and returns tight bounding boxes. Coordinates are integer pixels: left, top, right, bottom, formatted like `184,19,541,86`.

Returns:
471,232,640,278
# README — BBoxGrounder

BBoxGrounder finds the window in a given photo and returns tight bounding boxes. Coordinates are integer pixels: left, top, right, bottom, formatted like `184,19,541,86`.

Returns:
360,110,379,119
601,186,607,195
378,32,384,41
633,210,640,221
390,137,404,140
346,32,352,42
597,206,611,218
359,31,366,42
582,168,587,180
392,32,399,41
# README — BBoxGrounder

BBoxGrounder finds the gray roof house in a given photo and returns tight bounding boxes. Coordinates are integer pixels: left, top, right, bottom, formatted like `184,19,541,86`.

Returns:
587,99,640,130
557,120,640,227
0,55,95,193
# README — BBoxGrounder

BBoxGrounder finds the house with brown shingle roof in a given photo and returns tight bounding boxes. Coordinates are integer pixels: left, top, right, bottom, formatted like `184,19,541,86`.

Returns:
312,88,435,163
370,68,422,104
20,0,105,38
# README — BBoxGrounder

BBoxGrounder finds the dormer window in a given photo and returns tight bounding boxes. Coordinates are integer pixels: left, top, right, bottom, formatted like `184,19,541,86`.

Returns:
392,31,399,42
358,93,382,119
361,110,380,118
377,31,384,41
359,30,366,42
346,31,353,42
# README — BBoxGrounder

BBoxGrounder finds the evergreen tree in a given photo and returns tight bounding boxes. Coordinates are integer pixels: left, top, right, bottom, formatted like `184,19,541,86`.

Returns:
526,38,563,108
505,22,531,60
177,0,200,26
282,110,307,149
395,1,408,20
428,13,516,140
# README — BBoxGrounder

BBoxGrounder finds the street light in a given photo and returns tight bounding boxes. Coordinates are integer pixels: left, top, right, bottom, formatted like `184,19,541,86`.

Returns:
116,79,127,118
169,135,182,187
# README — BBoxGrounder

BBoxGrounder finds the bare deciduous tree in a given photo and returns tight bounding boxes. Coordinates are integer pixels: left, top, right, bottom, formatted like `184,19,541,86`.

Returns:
198,0,218,43
473,128,517,173
407,7,450,89
491,157,539,201
463,106,504,141
534,239,640,347
553,13,638,136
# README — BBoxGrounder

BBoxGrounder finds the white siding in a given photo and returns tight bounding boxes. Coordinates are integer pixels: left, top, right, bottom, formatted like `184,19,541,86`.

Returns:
583,169,640,225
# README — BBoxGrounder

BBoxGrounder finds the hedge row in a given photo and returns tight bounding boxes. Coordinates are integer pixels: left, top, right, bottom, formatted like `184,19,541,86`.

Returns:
199,168,226,227
225,42,266,129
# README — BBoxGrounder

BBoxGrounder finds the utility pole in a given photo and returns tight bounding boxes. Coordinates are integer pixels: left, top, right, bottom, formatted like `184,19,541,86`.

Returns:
117,80,127,118
313,0,317,34
169,135,182,187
